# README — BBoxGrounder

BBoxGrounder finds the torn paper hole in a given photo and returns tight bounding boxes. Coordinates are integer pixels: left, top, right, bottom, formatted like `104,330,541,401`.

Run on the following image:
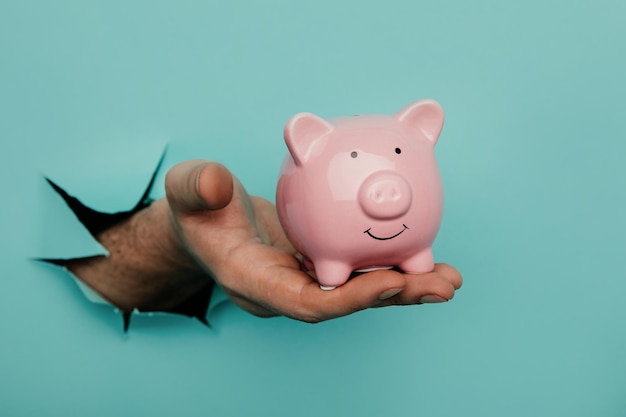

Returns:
36,147,226,332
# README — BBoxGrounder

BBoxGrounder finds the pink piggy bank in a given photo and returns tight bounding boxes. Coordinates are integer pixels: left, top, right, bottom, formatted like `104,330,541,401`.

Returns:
276,99,445,289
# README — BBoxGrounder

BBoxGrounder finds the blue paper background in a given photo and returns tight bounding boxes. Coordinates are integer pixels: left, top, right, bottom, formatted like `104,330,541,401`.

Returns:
1,1,625,416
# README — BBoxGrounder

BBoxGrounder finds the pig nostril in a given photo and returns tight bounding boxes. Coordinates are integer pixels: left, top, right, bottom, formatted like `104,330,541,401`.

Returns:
359,172,412,220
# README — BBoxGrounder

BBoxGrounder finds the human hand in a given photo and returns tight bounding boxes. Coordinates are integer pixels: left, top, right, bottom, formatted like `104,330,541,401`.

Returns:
165,160,462,323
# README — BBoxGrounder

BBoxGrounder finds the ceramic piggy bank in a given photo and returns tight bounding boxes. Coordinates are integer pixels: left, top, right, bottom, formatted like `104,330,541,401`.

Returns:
276,99,445,289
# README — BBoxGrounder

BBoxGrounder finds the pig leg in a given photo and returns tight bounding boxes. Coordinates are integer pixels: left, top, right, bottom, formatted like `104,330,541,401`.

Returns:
398,248,435,274
313,259,353,290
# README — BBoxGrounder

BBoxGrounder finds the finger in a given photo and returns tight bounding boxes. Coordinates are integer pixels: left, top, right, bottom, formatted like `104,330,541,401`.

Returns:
251,196,297,253
165,160,234,213
375,264,462,307
433,263,463,289
262,265,408,323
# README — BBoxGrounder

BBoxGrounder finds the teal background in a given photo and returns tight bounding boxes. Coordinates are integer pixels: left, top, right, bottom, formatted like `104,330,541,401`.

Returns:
1,1,625,416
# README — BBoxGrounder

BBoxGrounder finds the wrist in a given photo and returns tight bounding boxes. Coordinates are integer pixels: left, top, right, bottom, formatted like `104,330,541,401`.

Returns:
67,199,213,312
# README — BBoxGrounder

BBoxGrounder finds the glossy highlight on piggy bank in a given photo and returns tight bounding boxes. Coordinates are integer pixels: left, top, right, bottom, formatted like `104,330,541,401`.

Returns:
276,99,445,289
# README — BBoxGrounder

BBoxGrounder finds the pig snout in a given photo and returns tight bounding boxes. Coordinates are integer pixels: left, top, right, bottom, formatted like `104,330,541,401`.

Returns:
358,171,412,219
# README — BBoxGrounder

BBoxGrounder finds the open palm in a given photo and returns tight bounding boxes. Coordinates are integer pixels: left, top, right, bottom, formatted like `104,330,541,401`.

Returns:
166,160,462,323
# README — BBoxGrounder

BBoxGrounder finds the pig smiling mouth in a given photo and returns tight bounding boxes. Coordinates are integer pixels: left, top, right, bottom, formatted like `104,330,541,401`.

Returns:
364,224,409,241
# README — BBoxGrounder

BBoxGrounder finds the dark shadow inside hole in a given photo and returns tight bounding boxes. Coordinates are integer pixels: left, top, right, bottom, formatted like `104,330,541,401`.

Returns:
36,149,215,331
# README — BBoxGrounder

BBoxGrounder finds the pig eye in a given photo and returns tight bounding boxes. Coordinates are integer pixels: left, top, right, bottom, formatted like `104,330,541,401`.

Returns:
395,147,402,154
351,151,358,158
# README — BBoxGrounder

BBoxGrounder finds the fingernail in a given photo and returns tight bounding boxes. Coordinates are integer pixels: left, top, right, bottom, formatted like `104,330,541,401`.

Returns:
419,294,448,304
378,288,403,301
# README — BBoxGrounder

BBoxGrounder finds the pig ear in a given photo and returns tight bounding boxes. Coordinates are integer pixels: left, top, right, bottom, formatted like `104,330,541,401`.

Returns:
284,112,334,166
395,99,444,145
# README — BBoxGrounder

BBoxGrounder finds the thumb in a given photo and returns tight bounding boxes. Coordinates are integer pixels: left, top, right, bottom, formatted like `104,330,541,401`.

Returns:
165,160,234,213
